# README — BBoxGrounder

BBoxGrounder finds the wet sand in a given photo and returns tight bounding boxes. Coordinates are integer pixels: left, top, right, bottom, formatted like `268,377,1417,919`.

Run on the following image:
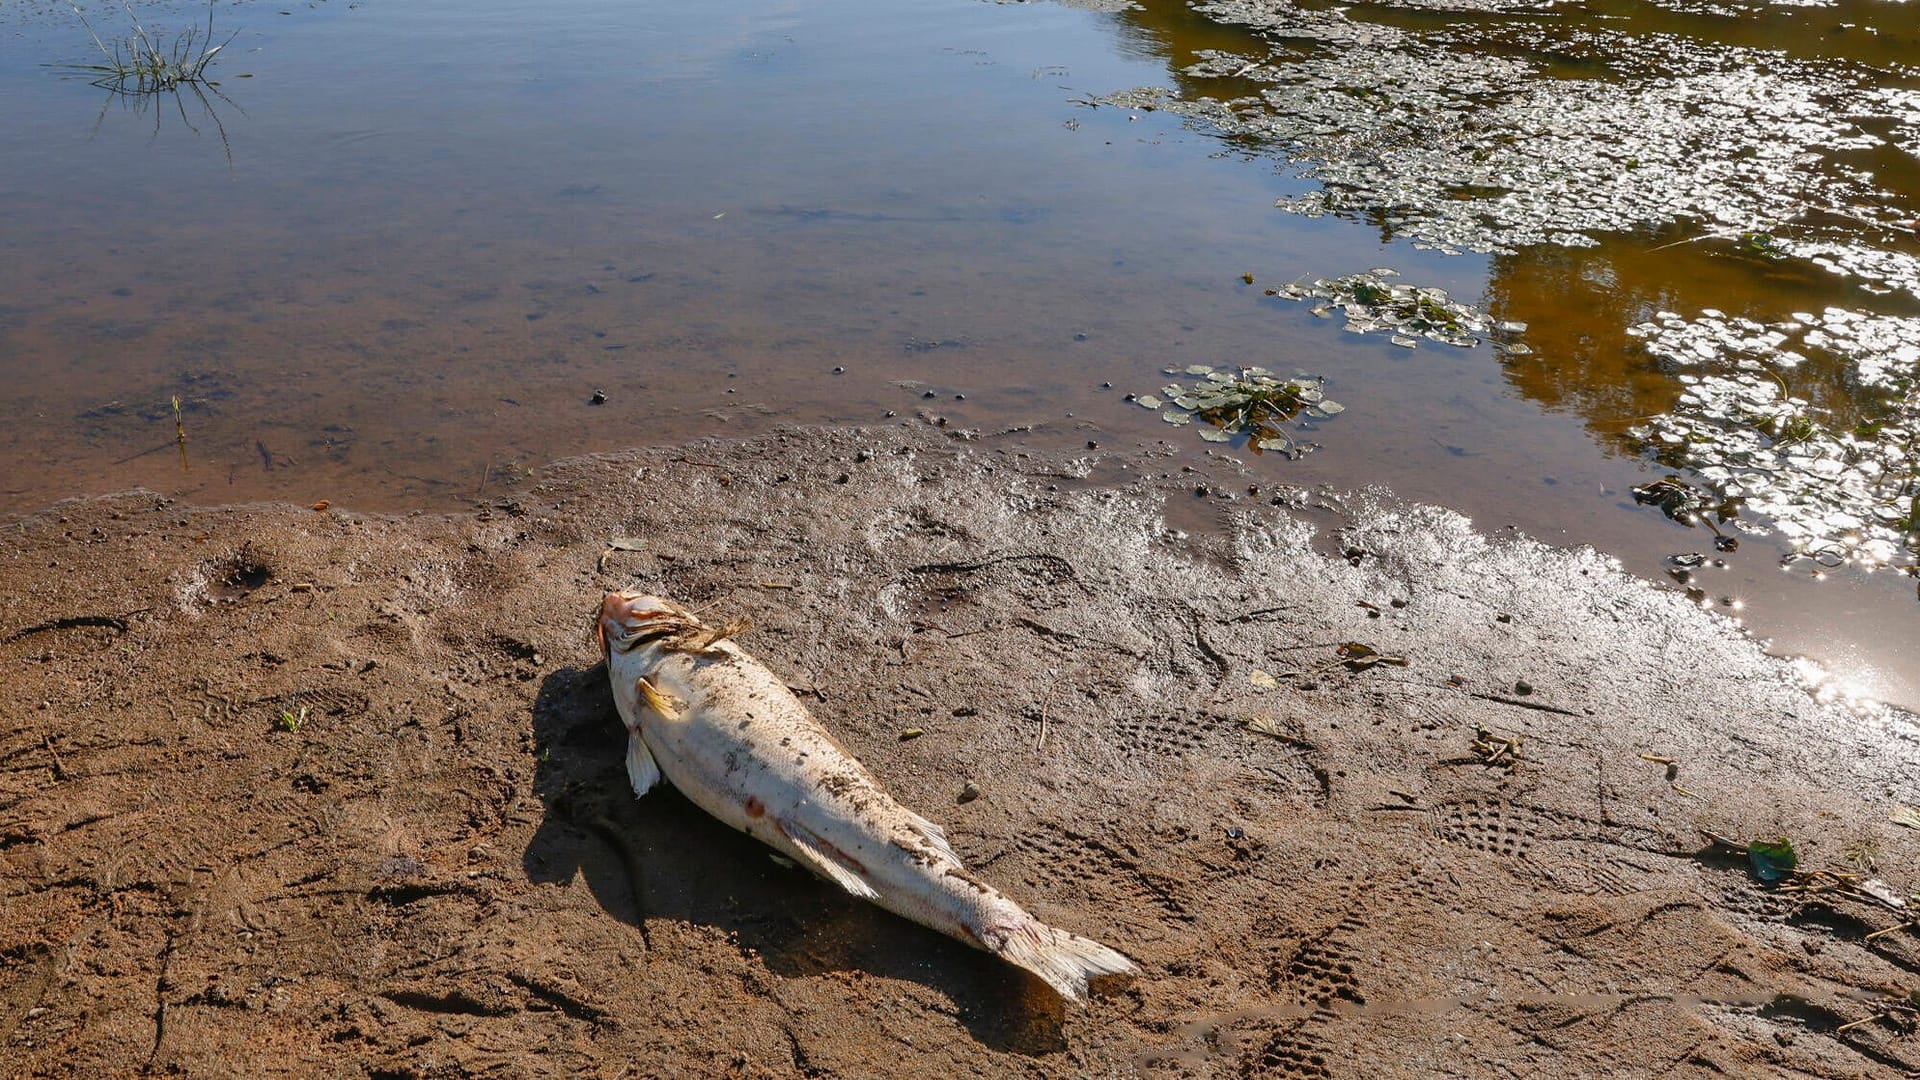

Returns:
5,424,1918,1077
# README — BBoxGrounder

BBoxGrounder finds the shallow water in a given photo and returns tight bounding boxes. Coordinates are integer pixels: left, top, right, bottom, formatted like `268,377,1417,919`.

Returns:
0,0,1914,706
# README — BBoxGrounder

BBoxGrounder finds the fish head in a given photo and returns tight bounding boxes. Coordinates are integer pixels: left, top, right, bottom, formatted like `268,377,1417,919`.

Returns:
597,590,692,659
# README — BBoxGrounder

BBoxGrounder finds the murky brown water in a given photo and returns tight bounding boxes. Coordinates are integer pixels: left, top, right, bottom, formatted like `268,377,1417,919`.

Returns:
1,0,1914,706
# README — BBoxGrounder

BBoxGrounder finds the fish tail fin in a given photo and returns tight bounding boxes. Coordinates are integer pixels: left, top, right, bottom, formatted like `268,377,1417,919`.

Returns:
991,920,1137,1004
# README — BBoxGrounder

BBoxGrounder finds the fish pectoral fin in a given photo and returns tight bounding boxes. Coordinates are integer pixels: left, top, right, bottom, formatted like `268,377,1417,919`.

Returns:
627,729,662,797
774,818,879,901
635,676,685,721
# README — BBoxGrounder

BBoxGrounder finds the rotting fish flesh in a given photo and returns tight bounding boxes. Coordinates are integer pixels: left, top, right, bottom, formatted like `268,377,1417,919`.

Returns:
596,590,1138,1002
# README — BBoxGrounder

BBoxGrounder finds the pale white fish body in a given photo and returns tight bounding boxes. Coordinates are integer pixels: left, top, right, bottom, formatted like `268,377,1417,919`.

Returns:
596,591,1137,1003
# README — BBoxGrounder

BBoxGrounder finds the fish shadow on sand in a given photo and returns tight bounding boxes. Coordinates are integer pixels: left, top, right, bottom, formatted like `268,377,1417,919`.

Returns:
523,665,1070,1055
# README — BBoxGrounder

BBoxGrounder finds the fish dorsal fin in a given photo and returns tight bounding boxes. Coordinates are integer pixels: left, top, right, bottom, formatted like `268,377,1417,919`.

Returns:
775,818,879,901
627,730,661,797
671,616,751,654
902,810,959,865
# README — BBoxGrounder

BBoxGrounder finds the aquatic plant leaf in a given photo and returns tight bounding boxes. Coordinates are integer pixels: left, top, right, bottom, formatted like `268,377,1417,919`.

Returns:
1134,364,1345,457
1136,395,1162,409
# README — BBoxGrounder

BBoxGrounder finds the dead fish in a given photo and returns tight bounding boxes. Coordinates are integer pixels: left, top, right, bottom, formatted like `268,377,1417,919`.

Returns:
596,591,1137,1002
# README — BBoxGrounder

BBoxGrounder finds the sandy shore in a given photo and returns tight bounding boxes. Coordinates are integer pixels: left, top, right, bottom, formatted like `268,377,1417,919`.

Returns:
4,423,1917,1077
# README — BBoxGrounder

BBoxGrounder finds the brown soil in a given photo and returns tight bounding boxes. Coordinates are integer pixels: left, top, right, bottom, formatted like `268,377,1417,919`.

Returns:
4,424,1919,1078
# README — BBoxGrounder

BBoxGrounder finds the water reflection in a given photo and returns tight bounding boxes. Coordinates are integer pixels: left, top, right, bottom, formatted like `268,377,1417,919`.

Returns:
85,79,241,163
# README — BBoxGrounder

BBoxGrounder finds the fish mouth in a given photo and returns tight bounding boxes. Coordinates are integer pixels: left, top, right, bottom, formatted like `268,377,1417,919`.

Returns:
597,591,689,655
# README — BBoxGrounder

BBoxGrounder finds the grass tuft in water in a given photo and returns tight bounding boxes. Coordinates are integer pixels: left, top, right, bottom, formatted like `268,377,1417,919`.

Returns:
64,1,234,95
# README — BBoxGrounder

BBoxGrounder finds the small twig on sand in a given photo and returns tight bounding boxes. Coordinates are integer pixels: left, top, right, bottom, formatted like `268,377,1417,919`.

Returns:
1035,675,1056,752
1463,689,1584,717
